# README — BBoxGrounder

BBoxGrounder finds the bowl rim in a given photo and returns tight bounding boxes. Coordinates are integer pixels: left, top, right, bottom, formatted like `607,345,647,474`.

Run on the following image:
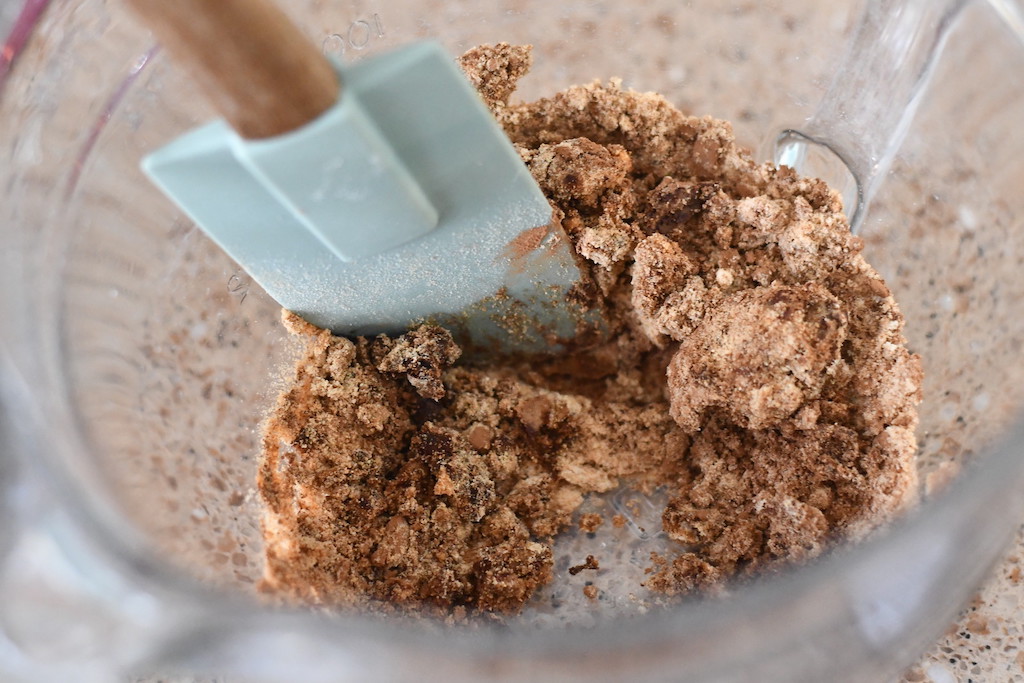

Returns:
3,0,1024,676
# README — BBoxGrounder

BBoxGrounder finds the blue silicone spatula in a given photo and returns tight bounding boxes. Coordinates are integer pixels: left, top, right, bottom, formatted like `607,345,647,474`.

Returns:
126,0,589,353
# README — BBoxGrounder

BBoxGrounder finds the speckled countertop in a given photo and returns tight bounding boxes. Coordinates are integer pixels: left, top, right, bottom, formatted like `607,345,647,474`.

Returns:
900,523,1024,682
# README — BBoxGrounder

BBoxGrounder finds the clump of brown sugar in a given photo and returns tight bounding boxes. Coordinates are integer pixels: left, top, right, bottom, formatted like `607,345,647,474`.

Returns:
257,43,922,614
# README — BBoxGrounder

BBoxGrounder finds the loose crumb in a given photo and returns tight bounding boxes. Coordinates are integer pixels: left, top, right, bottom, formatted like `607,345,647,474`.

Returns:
578,513,604,533
583,585,599,600
257,43,922,615
568,555,601,576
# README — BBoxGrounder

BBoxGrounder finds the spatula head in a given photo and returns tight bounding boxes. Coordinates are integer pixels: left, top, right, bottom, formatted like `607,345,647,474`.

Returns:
143,41,591,353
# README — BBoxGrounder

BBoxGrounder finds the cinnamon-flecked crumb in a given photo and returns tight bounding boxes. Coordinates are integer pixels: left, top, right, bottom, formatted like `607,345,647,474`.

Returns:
578,513,604,533
258,44,922,614
375,324,461,400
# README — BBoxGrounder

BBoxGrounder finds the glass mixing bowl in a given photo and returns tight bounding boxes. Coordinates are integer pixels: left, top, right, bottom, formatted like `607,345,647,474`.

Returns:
3,0,1024,680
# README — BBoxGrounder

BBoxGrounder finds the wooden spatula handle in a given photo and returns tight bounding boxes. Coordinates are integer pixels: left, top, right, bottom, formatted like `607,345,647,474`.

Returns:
125,0,340,139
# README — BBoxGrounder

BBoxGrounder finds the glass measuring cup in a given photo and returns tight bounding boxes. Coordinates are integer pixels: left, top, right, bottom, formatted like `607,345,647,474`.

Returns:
3,0,1024,680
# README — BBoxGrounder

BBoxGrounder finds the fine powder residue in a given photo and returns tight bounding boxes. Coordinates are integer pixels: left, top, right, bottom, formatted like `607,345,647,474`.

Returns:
256,44,922,614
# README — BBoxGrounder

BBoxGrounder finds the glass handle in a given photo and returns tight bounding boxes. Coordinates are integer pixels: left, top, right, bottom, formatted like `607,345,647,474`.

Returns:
773,0,968,231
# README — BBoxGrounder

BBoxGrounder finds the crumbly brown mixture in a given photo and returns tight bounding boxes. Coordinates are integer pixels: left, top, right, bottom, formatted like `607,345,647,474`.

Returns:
257,43,922,614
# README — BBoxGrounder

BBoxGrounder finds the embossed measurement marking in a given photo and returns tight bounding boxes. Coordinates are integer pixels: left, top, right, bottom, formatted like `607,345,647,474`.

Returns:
227,271,250,305
322,14,385,56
